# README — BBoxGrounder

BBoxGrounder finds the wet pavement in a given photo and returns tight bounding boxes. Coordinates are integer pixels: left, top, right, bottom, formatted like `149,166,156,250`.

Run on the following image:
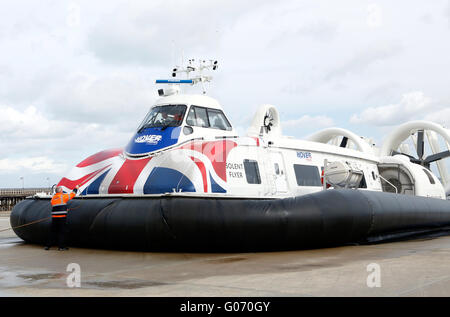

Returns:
2,217,450,296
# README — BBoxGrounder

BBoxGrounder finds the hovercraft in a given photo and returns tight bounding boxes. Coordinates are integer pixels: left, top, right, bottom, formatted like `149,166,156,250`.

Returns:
11,60,450,251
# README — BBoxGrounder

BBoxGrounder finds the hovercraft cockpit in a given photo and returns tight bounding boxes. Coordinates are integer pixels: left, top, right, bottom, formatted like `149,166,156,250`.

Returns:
125,96,236,157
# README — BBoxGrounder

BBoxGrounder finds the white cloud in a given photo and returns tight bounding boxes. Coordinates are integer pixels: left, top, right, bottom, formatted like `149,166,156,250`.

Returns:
424,107,450,127
0,104,131,163
283,115,334,129
325,42,402,81
87,0,273,66
44,71,155,125
350,91,436,126
0,157,67,174
447,0,450,21
0,105,65,139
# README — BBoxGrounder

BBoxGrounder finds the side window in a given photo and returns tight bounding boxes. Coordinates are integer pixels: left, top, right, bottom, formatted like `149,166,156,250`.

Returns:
274,163,280,175
423,169,435,184
195,107,209,128
186,106,210,128
186,106,232,131
293,164,321,186
186,107,196,126
358,174,367,188
207,109,232,131
244,159,261,184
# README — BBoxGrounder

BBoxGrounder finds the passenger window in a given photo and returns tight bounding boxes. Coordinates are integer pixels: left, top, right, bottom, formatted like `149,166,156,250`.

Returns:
186,106,209,128
293,164,321,186
186,107,196,126
195,107,209,128
187,106,232,131
423,169,435,184
358,174,367,188
244,159,261,184
207,109,232,131
274,163,280,175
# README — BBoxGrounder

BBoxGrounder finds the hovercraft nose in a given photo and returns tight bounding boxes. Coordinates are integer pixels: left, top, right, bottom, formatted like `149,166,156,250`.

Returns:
125,126,182,156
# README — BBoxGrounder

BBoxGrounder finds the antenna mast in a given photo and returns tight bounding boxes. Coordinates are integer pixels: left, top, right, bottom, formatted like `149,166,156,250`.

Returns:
156,59,219,96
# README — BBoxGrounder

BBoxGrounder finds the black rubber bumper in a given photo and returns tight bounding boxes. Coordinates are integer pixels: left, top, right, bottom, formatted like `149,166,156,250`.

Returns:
10,190,450,251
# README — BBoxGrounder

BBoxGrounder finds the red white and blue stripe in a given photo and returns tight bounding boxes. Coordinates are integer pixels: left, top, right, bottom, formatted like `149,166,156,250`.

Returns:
57,139,250,195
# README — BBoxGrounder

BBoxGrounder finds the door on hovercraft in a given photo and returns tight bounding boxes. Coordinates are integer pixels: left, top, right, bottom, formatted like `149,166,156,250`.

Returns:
270,151,288,193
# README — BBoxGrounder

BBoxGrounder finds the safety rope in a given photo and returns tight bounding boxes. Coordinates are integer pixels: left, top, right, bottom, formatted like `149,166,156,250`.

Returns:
0,216,51,233
0,206,80,233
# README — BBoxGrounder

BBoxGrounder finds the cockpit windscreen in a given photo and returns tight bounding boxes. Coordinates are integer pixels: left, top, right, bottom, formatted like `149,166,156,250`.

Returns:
137,105,187,132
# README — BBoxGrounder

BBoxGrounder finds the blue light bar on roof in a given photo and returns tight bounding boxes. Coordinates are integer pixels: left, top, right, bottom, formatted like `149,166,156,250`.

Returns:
156,79,194,84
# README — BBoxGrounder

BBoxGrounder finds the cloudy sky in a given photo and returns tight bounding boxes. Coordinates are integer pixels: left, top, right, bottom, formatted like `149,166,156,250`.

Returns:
0,0,449,188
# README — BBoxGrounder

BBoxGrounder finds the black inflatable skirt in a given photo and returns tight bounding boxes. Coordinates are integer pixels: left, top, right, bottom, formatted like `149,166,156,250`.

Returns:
10,189,450,252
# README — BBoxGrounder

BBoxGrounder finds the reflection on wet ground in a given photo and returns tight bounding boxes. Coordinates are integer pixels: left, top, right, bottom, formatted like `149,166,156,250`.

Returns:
205,257,247,264
0,238,22,248
84,280,168,290
0,268,63,288
17,273,66,281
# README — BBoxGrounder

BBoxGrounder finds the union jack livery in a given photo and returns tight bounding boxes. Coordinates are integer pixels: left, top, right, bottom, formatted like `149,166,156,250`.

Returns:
58,138,258,196
58,93,267,197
